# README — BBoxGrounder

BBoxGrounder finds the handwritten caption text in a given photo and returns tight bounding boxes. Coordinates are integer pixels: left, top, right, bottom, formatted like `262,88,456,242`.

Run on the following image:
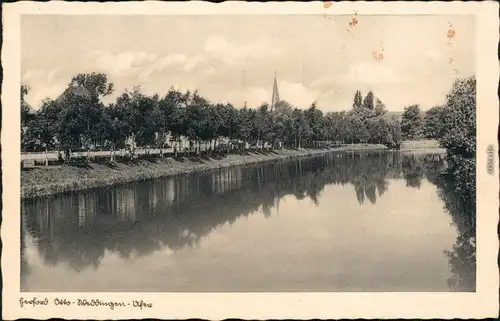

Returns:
19,297,153,310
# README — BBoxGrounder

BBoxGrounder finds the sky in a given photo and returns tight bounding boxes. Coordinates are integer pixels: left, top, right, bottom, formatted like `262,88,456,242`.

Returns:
21,14,475,112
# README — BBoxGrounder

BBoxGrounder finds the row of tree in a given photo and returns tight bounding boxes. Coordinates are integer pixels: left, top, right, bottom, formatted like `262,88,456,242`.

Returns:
21,72,473,161
21,72,406,161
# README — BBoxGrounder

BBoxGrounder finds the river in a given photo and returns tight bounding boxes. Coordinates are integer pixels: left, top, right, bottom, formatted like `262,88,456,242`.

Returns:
20,150,476,292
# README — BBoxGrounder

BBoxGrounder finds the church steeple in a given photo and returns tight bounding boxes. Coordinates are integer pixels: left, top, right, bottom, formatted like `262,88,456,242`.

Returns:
271,72,280,111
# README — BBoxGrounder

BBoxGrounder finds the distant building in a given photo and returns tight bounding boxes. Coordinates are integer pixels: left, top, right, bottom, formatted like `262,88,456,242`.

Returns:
55,85,92,104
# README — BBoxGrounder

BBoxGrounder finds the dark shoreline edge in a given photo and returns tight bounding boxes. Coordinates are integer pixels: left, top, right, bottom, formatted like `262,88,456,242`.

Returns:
21,144,445,200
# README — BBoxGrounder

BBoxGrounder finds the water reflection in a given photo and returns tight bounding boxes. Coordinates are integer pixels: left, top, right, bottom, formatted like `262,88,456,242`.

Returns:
21,151,475,291
436,171,476,292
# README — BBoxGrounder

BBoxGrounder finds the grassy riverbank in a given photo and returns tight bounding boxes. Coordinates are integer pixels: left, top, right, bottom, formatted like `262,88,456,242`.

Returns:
22,144,390,199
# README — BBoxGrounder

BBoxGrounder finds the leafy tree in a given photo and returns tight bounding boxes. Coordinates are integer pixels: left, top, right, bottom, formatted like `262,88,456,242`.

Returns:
21,84,29,100
346,114,367,143
353,90,363,109
21,85,34,128
292,108,312,148
271,100,294,148
324,112,338,144
336,111,348,144
390,117,403,148
235,107,255,147
183,91,209,152
215,103,237,145
366,117,390,144
55,72,116,160
117,86,157,152
68,72,114,101
102,102,132,160
362,91,375,110
422,105,446,139
254,104,272,148
432,77,476,292
21,85,38,151
401,104,423,139
165,90,189,151
153,95,175,156
438,76,476,199
136,94,159,150
374,98,387,116
305,102,325,147
38,99,63,149
57,92,95,157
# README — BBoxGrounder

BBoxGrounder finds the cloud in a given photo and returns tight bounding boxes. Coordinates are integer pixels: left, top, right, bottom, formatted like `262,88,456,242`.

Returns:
310,59,406,90
86,51,151,76
85,50,204,82
23,83,67,109
22,69,46,82
22,69,68,108
183,56,203,72
216,86,270,108
156,53,187,68
279,81,319,107
47,68,60,82
215,81,320,109
137,53,190,81
423,49,445,62
202,65,217,76
346,61,404,85
204,35,281,65
310,76,342,90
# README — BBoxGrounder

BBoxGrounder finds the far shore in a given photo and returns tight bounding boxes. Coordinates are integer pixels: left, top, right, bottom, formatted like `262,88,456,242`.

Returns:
21,140,445,199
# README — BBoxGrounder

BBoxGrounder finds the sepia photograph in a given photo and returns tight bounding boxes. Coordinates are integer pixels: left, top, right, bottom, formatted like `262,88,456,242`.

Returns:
3,1,499,319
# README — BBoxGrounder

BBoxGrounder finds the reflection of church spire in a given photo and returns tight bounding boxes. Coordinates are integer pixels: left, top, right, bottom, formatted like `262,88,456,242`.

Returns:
271,72,280,111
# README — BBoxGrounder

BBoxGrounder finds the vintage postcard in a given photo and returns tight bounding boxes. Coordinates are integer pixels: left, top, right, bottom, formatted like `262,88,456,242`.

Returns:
2,1,499,319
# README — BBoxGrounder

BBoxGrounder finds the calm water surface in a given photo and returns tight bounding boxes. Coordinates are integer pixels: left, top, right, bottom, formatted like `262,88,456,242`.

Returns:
21,151,476,292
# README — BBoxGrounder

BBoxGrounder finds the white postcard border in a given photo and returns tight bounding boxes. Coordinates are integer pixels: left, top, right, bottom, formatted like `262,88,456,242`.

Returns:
2,1,499,319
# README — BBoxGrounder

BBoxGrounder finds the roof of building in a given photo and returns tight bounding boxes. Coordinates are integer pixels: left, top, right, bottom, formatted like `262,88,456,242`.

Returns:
55,85,93,104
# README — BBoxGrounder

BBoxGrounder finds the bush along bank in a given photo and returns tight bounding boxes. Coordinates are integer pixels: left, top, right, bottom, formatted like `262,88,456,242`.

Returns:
21,145,389,199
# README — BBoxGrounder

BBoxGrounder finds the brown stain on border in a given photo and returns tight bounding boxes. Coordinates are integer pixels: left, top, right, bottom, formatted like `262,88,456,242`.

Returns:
372,51,384,62
447,22,456,47
446,22,456,67
346,10,358,34
349,12,358,27
447,22,456,40
323,1,333,9
372,42,385,62
447,29,456,39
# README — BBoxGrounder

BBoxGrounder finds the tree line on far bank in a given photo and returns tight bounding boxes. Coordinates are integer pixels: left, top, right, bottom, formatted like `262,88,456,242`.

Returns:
21,72,403,160
20,73,474,165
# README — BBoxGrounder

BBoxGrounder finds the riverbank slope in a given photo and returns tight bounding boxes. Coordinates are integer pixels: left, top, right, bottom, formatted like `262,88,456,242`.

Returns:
21,141,445,199
22,145,392,199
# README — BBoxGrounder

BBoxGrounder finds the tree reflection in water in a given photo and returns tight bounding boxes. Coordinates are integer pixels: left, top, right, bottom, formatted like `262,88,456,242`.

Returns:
21,151,475,291
436,169,476,292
